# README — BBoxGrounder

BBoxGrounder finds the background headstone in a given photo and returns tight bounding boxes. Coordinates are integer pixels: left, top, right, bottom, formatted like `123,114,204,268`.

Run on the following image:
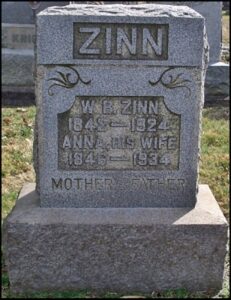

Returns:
1,1,69,23
1,1,68,106
152,1,222,64
2,23,35,49
148,1,229,104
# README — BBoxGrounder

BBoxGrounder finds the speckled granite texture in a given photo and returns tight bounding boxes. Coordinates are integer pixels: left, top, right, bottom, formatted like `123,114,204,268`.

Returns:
35,4,208,208
4,4,228,295
3,183,228,293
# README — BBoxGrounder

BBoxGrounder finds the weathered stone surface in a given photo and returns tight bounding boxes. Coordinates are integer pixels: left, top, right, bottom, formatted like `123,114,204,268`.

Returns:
3,183,228,293
37,4,205,66
2,23,35,50
2,86,35,106
1,1,69,24
2,48,34,86
36,4,207,208
205,62,230,97
2,24,35,105
154,1,222,64
190,1,222,64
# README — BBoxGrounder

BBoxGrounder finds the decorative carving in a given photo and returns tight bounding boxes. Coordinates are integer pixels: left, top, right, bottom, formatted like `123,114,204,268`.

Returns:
48,66,91,96
149,67,191,97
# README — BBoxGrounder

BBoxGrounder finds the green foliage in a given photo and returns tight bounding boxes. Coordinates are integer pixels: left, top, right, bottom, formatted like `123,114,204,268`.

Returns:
9,290,91,299
2,191,19,218
222,14,230,44
2,107,36,219
199,107,229,220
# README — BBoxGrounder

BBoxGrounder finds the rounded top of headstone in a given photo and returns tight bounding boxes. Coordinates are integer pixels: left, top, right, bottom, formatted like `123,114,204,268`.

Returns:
28,1,41,10
38,4,203,18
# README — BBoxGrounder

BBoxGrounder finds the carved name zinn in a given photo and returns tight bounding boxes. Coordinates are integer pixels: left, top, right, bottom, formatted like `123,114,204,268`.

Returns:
73,23,168,60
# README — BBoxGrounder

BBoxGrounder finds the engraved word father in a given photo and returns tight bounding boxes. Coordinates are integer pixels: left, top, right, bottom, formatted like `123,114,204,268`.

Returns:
73,23,169,60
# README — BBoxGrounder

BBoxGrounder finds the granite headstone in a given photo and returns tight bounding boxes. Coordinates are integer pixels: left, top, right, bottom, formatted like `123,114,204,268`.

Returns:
3,4,228,294
2,23,35,106
36,4,207,208
2,1,68,106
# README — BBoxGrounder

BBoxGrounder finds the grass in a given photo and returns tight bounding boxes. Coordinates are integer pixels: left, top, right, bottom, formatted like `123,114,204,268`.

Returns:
199,107,229,221
221,13,229,63
1,105,229,298
222,14,230,44
2,107,36,219
1,286,224,299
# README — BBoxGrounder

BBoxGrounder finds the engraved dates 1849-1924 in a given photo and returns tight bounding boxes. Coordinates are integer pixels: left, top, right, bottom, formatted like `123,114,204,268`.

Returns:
58,96,180,170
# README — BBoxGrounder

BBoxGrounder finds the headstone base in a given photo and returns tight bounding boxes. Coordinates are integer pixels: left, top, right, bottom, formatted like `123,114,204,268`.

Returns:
3,183,228,294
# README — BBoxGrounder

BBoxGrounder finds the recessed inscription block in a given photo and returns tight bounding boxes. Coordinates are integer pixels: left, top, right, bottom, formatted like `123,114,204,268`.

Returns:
73,23,168,60
58,96,180,170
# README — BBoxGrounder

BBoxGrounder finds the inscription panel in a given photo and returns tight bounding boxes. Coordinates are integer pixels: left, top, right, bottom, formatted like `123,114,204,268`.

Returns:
2,24,35,49
73,23,168,60
58,96,180,170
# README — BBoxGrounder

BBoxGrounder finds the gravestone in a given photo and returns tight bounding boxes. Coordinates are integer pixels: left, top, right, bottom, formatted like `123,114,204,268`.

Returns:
3,4,228,294
2,23,35,106
2,23,35,49
2,1,68,106
153,1,222,64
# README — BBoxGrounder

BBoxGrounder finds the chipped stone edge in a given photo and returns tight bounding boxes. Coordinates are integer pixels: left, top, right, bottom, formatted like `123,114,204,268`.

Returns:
38,4,204,19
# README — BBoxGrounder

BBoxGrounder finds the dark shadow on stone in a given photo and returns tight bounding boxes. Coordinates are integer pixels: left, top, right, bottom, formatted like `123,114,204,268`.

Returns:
204,95,230,108
203,105,230,120
2,91,35,107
